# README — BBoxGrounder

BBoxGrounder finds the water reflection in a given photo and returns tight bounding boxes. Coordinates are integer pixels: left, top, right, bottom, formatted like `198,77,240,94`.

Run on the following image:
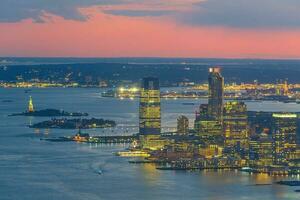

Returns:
253,173,272,184
139,163,161,186
2,88,300,200
28,116,34,126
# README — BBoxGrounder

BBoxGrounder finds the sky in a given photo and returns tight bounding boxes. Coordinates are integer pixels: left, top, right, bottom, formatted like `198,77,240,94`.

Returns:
1,0,300,59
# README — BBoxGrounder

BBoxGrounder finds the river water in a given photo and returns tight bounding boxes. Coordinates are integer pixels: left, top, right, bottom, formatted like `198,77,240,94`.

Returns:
0,88,300,200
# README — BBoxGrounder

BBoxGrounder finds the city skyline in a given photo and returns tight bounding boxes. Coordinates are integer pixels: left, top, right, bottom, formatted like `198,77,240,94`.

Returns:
2,1,300,199
1,65,300,199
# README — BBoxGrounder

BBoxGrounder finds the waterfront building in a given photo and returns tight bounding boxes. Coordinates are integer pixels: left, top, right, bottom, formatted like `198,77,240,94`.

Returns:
288,148,300,167
155,142,197,161
223,101,249,155
198,144,223,159
194,119,223,139
249,136,260,165
249,134,273,167
177,115,189,135
194,104,223,143
196,104,209,119
73,130,89,142
272,113,298,165
283,80,289,96
28,96,34,112
193,67,224,145
276,79,289,96
139,77,162,150
208,67,224,122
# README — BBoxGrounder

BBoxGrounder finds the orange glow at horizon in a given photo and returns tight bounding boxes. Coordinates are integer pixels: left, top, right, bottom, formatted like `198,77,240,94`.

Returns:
0,9,300,59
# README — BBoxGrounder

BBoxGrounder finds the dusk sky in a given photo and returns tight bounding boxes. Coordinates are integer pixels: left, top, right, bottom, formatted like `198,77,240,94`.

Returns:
1,0,300,58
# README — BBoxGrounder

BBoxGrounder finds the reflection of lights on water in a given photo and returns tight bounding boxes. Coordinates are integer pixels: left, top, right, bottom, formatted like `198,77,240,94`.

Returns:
44,129,50,135
140,164,160,186
130,87,139,92
119,87,125,92
28,117,33,126
254,173,271,184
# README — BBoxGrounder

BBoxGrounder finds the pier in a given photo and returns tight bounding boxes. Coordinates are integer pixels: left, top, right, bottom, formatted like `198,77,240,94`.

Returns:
43,135,139,144
91,135,139,144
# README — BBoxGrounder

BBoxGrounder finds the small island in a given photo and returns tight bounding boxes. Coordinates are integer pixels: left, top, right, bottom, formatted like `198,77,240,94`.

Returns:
29,118,116,129
10,108,88,117
2,99,13,103
9,96,88,117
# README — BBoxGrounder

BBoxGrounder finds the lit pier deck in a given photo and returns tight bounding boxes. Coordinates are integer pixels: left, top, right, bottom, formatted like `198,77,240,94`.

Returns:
116,151,150,157
91,135,139,144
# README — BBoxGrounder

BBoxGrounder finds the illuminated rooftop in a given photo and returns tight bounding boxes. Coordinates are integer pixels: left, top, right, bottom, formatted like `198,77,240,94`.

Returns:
209,67,222,73
272,113,297,118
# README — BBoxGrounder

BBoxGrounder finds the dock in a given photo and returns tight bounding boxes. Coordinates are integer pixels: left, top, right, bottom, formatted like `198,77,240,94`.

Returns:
43,135,139,144
91,135,139,143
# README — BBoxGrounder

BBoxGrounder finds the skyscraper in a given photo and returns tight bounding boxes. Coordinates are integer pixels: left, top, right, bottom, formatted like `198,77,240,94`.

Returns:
223,101,248,153
272,113,297,165
28,96,34,113
208,67,224,121
139,77,164,150
249,133,273,167
194,67,224,145
194,103,223,144
139,77,161,135
177,115,189,135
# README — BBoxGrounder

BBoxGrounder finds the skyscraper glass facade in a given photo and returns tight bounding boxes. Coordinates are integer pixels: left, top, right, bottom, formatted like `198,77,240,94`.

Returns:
139,77,161,135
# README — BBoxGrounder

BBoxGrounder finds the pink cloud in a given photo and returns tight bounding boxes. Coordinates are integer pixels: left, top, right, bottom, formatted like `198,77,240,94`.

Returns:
0,8,300,59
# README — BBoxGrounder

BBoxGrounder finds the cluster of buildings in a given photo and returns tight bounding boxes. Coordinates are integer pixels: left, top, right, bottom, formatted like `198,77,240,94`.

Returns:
0,82,75,88
135,68,300,175
101,76,300,102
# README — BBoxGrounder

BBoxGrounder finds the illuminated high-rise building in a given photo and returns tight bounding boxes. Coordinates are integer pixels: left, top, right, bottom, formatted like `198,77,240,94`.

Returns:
249,133,273,167
196,104,209,119
276,79,289,96
208,67,224,121
272,113,297,165
177,115,189,135
194,104,223,144
139,77,163,150
194,67,224,144
28,96,34,113
283,80,289,96
223,101,248,153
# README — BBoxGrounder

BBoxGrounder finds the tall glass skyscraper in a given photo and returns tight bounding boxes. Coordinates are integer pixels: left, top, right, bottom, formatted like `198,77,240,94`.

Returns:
208,67,224,121
272,113,297,165
223,101,249,156
139,77,165,150
194,68,224,144
139,77,161,136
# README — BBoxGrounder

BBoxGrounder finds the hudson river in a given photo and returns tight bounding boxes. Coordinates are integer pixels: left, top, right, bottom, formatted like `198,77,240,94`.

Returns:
1,88,300,200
